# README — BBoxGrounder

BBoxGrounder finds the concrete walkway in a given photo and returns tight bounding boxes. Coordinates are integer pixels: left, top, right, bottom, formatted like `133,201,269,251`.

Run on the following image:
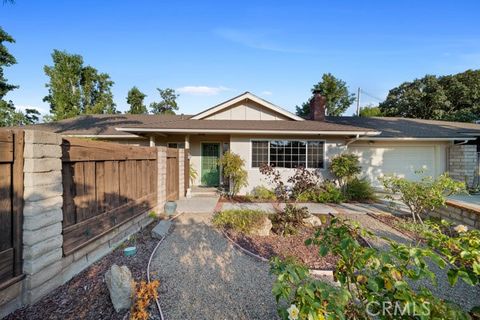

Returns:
150,213,279,320
175,196,220,214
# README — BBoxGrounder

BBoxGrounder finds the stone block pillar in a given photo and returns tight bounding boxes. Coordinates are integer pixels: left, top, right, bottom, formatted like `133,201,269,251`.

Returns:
157,146,166,212
448,144,478,187
22,130,64,304
178,148,185,198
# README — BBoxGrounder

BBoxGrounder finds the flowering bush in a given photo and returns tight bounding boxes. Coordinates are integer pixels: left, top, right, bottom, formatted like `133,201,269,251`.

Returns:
271,218,472,319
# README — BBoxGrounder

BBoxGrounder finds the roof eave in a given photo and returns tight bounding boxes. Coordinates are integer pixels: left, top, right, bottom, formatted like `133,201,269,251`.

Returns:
357,137,477,141
115,127,381,136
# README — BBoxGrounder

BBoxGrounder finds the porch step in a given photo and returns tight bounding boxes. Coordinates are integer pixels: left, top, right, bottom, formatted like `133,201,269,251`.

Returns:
190,186,221,198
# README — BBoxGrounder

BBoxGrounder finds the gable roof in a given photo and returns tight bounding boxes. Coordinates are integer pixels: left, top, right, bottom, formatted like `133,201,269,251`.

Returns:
191,91,305,121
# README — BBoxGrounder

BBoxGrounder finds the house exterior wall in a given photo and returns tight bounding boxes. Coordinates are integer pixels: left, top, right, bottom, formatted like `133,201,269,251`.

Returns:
203,100,290,120
229,135,346,194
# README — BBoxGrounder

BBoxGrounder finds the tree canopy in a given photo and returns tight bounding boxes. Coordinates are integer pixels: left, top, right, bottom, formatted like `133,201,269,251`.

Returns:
126,86,147,114
379,70,480,122
44,50,117,121
149,88,179,114
296,73,356,117
0,27,40,127
359,105,383,117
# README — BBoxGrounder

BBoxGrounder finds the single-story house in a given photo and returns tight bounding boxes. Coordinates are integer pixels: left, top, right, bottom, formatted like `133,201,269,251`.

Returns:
32,91,480,194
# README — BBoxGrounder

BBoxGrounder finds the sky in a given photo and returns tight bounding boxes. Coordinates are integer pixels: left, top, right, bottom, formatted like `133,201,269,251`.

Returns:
1,0,479,117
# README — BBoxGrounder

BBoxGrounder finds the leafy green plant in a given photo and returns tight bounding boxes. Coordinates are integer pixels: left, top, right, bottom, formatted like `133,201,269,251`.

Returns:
421,219,480,287
218,151,248,197
272,217,472,319
297,182,345,203
189,164,198,185
330,153,362,190
250,185,276,200
148,211,158,219
380,172,466,223
345,177,377,202
271,257,352,319
212,209,268,234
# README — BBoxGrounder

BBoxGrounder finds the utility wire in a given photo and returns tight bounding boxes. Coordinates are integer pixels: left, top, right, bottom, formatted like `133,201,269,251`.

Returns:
359,89,384,102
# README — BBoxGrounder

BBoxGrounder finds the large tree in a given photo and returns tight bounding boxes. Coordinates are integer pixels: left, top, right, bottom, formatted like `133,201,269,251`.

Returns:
149,88,179,115
359,105,383,117
44,50,117,121
0,27,40,127
126,86,147,114
296,73,356,117
380,70,480,122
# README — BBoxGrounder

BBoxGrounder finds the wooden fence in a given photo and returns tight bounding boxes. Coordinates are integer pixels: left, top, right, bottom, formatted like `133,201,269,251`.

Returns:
166,148,179,201
0,130,24,288
61,138,157,255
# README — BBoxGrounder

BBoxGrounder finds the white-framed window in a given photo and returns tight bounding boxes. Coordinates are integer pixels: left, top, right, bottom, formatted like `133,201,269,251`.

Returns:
251,140,325,169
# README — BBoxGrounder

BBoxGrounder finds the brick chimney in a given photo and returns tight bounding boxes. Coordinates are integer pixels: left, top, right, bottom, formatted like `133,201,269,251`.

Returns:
309,90,326,121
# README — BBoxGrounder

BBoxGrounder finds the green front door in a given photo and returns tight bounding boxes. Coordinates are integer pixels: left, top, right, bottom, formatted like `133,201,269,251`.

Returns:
201,143,220,187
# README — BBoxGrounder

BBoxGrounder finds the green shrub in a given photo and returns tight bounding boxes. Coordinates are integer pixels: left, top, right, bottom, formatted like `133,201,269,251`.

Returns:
250,185,276,200
380,172,466,223
296,182,345,203
330,153,361,190
316,182,345,203
218,151,248,197
345,177,377,202
212,209,267,234
272,217,473,320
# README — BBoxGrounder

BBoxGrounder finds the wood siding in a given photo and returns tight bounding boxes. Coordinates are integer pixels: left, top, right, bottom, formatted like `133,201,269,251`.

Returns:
0,130,24,287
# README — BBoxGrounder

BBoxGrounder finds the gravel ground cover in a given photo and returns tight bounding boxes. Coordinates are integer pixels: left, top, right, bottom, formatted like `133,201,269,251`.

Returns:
336,212,480,312
6,222,158,320
224,227,338,270
150,213,279,320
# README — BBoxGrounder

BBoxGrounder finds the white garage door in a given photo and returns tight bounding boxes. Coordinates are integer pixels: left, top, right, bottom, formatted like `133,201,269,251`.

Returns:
349,146,437,187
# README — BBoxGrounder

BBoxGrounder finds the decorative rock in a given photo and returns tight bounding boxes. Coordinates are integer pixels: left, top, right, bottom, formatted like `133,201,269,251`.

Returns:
303,215,322,228
105,264,134,312
250,216,272,236
152,220,172,239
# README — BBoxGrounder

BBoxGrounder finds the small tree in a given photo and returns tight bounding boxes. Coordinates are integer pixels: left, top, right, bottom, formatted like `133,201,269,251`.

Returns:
330,154,361,191
218,151,248,197
380,173,466,223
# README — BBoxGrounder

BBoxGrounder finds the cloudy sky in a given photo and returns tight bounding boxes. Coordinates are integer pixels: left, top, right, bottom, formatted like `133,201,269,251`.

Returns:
1,0,479,117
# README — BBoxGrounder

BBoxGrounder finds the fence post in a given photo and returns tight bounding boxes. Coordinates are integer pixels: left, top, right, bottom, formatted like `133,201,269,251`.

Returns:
22,130,64,304
157,146,167,212
178,148,185,198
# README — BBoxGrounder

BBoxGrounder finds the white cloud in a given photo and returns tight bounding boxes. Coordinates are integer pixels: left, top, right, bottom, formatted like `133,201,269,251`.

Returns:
177,86,231,96
15,104,48,114
261,91,273,96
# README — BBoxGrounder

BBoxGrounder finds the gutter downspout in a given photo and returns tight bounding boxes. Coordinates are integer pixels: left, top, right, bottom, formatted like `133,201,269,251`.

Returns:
455,140,469,145
345,134,361,147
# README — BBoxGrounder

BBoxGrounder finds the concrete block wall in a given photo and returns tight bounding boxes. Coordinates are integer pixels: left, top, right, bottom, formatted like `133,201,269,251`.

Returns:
178,148,185,198
22,130,64,306
0,130,157,318
448,144,478,187
427,201,480,229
